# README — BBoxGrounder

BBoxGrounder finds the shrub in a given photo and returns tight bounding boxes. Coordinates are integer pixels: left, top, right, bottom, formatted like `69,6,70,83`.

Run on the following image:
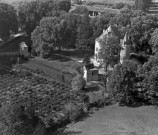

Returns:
137,57,158,105
0,104,37,135
63,102,84,122
107,60,138,105
72,74,86,91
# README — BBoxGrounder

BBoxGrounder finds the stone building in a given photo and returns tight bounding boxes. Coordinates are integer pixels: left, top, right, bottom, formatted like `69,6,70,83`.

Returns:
94,25,122,67
84,25,132,82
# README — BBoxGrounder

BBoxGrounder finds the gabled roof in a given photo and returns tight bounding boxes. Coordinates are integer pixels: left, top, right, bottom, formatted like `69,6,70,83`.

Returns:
96,25,122,42
106,25,122,39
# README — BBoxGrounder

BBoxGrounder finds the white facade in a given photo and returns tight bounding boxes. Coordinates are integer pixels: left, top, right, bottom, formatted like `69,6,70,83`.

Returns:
20,42,28,58
84,26,131,82
83,66,99,82
120,33,131,64
94,25,121,67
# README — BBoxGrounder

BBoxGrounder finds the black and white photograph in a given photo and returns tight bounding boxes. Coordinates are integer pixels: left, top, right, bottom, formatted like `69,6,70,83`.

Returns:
0,0,158,134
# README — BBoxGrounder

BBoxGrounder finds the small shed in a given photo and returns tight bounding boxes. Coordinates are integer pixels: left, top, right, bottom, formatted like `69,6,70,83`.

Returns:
20,42,28,58
83,64,99,82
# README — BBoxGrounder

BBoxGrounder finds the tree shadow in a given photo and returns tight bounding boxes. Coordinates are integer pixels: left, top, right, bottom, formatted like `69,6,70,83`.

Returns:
53,49,93,59
84,85,100,92
75,113,92,123
47,54,72,62
0,55,28,75
119,102,152,108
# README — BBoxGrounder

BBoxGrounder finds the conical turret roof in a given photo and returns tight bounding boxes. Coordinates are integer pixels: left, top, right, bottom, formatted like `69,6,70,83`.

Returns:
123,33,130,45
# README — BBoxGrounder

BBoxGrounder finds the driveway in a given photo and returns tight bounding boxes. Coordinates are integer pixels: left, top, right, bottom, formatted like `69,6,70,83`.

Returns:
52,105,158,135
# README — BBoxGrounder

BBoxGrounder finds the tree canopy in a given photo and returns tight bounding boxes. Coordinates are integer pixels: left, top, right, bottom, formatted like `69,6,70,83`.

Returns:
31,17,67,57
18,0,59,37
129,14,158,54
149,28,158,54
0,3,18,40
97,35,121,71
76,14,92,49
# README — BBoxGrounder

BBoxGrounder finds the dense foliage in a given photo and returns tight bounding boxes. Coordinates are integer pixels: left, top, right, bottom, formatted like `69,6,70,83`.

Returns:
18,0,70,52
108,57,158,106
76,14,92,49
107,61,138,105
71,73,86,91
135,0,151,11
0,3,18,40
32,17,67,57
0,71,88,135
97,35,121,70
137,57,158,104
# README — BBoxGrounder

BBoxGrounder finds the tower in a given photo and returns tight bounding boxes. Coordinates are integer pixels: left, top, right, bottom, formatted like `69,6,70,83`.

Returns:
120,33,131,64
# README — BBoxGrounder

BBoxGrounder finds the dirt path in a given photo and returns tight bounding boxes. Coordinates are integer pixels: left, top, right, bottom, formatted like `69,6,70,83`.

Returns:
148,0,158,14
52,105,158,135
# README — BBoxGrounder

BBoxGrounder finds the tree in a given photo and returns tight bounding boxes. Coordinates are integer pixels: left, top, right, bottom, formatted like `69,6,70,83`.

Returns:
58,0,71,12
149,28,158,54
31,17,67,57
73,6,89,15
61,12,79,48
107,60,138,105
128,14,158,54
76,14,92,49
18,0,60,51
97,35,121,71
71,74,86,91
139,59,158,105
0,3,18,40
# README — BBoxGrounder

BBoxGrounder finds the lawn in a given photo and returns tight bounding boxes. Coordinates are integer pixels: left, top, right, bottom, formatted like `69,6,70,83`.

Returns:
53,105,158,135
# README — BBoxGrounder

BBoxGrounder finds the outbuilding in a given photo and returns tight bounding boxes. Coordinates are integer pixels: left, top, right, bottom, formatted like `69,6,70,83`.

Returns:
20,42,28,58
